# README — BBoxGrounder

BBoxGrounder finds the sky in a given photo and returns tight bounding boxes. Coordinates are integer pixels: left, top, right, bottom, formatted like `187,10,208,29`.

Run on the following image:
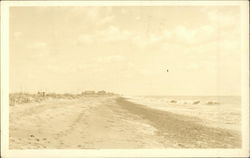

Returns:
9,6,241,96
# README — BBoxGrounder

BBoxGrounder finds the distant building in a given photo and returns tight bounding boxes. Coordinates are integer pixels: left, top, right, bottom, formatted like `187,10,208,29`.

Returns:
97,90,106,95
37,91,46,97
82,91,95,95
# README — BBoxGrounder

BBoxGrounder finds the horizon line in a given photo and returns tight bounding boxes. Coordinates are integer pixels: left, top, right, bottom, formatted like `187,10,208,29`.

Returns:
9,91,241,97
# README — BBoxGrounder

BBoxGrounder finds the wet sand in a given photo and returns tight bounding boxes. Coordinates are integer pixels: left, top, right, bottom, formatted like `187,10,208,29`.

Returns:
9,96,241,149
116,97,241,148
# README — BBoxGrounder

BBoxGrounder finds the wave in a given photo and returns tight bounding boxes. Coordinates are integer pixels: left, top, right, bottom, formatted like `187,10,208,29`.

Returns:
124,96,240,132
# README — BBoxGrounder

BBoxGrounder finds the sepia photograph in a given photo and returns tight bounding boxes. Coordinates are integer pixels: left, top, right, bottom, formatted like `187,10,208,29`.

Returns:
1,1,249,158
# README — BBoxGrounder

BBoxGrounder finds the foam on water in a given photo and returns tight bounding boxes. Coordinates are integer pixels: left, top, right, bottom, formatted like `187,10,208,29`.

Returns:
125,96,241,132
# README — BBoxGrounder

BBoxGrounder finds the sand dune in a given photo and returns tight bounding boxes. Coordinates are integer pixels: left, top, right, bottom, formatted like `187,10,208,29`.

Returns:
9,96,241,149
10,96,166,149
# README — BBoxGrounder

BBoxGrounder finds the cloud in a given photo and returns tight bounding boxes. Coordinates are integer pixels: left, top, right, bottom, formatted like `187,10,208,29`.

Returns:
26,41,51,58
28,42,48,49
135,16,141,20
76,21,230,48
84,7,100,19
169,24,216,45
76,7,238,48
13,31,22,39
77,24,166,47
128,24,217,46
121,8,127,14
78,34,94,44
77,25,132,44
45,63,80,74
95,55,127,63
200,7,239,28
99,25,132,41
157,8,239,46
80,7,114,26
98,15,114,25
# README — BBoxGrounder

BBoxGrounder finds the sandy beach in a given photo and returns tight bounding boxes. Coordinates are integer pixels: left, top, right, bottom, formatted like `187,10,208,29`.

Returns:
9,96,241,149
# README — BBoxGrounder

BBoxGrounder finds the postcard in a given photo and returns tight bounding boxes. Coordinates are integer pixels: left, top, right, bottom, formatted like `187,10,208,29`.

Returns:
1,1,249,157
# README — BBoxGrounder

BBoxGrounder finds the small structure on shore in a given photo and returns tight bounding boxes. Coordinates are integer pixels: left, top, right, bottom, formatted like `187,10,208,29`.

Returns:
193,100,200,105
170,100,177,103
206,101,220,105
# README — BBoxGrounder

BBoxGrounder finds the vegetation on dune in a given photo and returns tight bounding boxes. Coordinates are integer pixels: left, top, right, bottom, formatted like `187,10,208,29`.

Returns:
9,90,116,106
9,93,45,106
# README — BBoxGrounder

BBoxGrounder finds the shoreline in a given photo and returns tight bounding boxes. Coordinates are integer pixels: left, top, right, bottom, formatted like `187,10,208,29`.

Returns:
124,95,241,133
116,97,241,148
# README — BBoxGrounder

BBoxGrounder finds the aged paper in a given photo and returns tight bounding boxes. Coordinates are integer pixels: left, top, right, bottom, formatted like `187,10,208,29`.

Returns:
1,0,249,157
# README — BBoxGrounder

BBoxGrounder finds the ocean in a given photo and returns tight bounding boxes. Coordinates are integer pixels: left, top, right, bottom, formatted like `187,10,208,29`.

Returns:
125,96,241,132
